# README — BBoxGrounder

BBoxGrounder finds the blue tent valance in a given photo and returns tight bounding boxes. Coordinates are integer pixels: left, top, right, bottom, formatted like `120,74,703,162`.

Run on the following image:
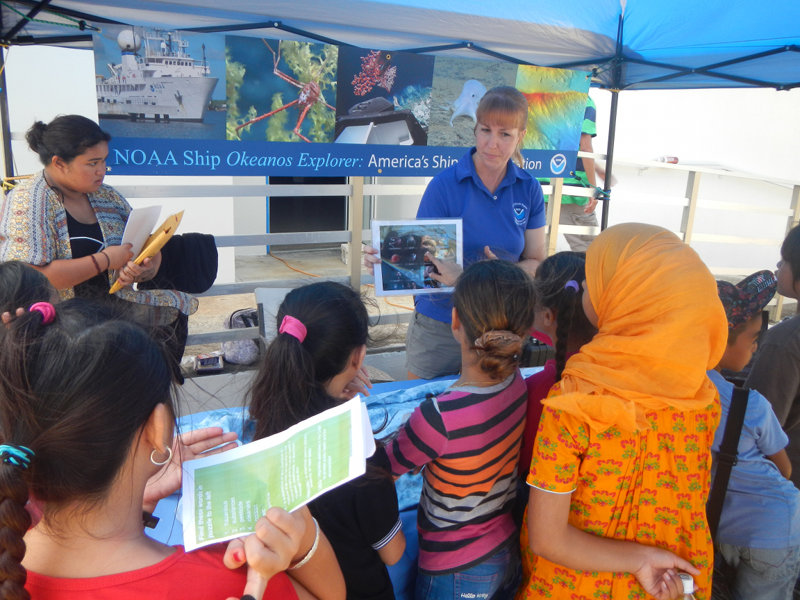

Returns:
2,0,798,91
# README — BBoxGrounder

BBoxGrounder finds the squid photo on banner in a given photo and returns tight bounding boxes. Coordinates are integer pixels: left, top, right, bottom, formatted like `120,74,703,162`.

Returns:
95,30,590,178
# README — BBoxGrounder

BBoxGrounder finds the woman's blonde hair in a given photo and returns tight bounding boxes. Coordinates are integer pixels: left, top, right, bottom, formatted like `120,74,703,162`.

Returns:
475,86,528,166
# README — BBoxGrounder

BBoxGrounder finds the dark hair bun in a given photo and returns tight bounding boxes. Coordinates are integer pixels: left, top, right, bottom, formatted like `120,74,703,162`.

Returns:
24,121,47,154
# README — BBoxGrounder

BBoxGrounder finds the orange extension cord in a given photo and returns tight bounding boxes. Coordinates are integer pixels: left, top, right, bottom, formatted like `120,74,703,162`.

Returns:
267,251,414,312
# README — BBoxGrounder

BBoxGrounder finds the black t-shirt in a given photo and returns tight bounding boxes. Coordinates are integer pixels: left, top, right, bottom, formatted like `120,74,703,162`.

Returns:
308,455,401,600
66,211,109,298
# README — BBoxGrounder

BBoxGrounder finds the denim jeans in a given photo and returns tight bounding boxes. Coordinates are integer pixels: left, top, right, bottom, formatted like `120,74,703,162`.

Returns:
414,544,521,600
713,542,800,600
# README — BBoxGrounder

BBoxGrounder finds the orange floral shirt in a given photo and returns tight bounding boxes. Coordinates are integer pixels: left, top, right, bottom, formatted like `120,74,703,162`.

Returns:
519,383,719,600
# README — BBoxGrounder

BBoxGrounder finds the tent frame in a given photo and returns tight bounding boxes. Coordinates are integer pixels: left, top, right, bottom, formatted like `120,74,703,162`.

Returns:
2,1,798,229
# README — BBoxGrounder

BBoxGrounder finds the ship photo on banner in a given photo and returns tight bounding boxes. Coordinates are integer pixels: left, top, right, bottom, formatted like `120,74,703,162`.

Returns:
93,27,589,178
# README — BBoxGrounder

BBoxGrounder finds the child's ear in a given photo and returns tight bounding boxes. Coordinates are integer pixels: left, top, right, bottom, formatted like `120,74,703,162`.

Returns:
143,403,173,455
352,344,367,371
540,307,556,329
451,307,461,333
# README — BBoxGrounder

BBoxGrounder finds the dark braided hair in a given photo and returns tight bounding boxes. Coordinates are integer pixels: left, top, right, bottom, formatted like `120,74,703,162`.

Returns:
0,299,174,599
453,260,536,381
249,282,370,439
0,464,29,600
533,252,597,380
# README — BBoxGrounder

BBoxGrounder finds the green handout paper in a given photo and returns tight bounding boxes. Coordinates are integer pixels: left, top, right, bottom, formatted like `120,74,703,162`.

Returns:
181,396,371,550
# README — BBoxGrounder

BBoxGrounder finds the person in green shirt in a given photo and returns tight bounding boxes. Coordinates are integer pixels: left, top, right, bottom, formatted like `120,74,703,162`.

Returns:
542,97,605,252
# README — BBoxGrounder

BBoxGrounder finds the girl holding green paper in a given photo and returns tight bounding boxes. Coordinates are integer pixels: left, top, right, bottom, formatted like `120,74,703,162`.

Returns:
249,281,406,600
0,298,344,600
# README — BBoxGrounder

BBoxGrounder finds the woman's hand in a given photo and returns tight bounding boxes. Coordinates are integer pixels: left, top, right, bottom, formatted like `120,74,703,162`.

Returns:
632,546,699,600
223,507,308,600
341,366,373,399
425,252,462,287
142,427,238,511
102,243,134,271
363,245,380,276
115,252,162,288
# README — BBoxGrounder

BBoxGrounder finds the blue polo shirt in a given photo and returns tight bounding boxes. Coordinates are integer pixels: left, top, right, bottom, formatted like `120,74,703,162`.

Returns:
415,148,546,323
708,369,800,549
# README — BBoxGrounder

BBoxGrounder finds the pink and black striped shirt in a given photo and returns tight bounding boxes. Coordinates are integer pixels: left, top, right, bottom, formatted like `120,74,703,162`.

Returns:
384,371,526,574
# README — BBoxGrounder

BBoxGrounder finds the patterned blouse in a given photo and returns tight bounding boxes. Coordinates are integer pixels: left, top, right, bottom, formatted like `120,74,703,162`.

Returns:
0,171,197,316
519,382,719,600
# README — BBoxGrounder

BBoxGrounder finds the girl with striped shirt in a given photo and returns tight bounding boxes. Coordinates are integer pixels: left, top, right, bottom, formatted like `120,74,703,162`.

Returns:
383,260,535,600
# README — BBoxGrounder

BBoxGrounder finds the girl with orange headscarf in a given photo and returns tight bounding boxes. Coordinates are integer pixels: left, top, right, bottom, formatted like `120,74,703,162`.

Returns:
519,223,728,600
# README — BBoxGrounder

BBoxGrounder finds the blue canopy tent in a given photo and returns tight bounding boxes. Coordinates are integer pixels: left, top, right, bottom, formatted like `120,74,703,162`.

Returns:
1,0,799,225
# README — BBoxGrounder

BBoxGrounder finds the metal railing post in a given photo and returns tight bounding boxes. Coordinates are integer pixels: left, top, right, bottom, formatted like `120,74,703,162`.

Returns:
681,170,701,243
348,175,365,289
546,179,564,256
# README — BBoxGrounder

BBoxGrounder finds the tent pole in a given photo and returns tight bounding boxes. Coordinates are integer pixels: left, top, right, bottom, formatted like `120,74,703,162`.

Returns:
0,48,13,180
600,90,619,230
600,12,624,230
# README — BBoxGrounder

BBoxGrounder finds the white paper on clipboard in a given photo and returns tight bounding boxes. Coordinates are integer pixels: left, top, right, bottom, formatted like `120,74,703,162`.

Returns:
121,206,161,257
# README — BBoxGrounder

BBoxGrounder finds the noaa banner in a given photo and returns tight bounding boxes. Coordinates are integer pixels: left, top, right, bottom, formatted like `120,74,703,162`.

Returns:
93,27,590,178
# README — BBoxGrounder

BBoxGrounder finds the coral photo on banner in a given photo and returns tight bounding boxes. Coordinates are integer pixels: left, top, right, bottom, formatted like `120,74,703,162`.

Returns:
93,29,590,177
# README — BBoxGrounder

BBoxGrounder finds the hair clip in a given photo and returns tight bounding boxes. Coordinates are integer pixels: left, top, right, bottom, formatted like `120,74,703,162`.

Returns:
29,302,56,325
564,280,580,293
279,315,307,343
0,444,34,470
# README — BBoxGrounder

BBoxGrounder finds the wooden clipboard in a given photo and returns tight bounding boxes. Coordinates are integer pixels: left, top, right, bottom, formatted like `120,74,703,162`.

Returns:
109,210,183,294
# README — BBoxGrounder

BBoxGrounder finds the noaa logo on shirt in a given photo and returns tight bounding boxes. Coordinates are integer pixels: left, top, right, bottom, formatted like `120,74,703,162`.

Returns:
512,203,527,226
550,153,567,175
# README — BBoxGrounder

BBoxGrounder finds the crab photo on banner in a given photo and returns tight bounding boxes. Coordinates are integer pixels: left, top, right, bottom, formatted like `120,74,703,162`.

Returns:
226,36,338,143
93,25,226,139
334,46,434,146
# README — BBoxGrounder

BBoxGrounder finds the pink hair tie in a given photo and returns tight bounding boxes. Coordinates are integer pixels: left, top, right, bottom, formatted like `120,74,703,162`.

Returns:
29,302,56,325
279,315,307,343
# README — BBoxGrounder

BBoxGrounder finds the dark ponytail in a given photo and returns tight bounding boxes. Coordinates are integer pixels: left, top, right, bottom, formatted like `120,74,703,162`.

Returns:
26,115,110,165
0,299,174,598
0,261,54,317
249,282,369,438
452,260,536,381
533,252,597,380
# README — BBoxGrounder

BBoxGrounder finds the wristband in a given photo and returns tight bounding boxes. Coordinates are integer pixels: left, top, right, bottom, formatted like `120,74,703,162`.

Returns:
99,250,111,271
288,517,320,570
89,254,102,275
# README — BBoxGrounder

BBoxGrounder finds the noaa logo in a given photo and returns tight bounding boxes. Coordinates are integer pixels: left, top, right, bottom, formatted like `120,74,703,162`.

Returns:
550,154,567,175
512,203,527,226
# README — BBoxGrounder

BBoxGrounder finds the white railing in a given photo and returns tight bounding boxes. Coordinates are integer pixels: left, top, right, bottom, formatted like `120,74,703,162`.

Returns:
111,156,800,346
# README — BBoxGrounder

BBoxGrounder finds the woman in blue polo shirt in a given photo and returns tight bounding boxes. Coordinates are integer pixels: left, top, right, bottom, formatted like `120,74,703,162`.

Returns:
369,86,546,379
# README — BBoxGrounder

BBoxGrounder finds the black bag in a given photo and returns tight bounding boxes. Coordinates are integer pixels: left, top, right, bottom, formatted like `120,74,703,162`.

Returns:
707,385,749,599
138,232,218,294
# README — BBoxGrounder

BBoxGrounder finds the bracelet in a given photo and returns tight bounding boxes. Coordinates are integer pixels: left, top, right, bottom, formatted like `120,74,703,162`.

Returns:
89,254,102,275
99,250,111,271
288,516,320,570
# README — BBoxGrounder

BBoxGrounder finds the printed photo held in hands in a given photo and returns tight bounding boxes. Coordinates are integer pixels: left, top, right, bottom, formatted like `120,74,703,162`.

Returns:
370,219,462,296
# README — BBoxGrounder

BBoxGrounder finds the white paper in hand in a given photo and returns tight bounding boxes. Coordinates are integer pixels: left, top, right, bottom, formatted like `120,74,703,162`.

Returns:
121,206,161,256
